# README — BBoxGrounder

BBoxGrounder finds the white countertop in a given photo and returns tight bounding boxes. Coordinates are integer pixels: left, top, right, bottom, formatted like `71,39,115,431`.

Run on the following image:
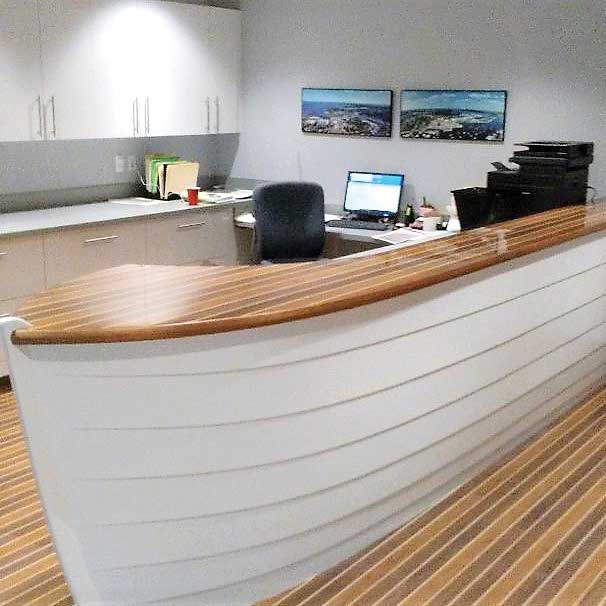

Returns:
0,197,249,238
234,212,457,246
234,211,387,243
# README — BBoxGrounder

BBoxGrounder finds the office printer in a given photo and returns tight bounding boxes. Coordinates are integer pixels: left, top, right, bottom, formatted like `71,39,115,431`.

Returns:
452,141,593,230
487,141,593,214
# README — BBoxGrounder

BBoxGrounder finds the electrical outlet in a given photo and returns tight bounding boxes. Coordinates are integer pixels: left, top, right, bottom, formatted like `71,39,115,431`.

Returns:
114,155,125,174
127,155,138,172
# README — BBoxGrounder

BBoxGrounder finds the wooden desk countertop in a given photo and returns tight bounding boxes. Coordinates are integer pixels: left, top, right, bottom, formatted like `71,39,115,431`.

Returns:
11,201,606,345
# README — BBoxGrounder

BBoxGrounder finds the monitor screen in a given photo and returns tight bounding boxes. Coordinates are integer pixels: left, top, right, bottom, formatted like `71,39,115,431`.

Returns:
344,172,404,217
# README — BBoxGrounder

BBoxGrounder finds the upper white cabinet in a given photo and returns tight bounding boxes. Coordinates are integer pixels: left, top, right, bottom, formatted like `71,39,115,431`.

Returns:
207,7,242,134
89,0,146,138
39,0,100,140
0,1,44,142
0,0,242,141
137,1,207,137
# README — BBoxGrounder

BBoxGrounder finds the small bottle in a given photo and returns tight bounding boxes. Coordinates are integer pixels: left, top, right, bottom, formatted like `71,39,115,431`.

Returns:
404,202,415,227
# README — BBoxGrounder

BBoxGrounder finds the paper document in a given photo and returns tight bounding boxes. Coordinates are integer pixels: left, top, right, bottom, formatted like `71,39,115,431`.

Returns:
373,228,454,245
111,198,172,207
162,162,200,199
231,189,254,200
199,191,237,203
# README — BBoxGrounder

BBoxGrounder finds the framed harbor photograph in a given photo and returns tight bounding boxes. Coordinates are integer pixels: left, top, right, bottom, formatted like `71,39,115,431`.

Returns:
302,88,393,138
400,89,507,142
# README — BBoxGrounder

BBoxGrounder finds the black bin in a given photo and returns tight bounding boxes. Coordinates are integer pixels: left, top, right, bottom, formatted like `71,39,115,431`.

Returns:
451,188,497,230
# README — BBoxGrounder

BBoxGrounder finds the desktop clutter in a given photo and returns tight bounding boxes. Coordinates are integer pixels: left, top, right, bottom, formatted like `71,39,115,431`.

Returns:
144,154,200,201
143,153,252,204
248,142,594,263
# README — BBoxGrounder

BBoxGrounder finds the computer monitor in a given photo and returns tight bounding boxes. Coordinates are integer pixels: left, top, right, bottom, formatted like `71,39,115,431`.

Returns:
344,171,404,219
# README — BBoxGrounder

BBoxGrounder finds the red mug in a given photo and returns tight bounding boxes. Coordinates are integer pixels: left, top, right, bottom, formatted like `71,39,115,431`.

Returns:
187,187,200,206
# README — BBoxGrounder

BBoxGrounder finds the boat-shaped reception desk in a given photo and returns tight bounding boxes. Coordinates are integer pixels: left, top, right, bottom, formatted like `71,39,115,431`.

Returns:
1,202,605,606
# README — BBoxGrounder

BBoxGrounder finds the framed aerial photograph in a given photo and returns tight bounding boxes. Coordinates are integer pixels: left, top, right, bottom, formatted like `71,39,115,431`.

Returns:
302,88,393,138
400,89,507,141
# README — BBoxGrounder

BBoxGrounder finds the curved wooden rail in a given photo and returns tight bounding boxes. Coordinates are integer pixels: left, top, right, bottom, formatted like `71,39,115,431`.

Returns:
11,201,606,345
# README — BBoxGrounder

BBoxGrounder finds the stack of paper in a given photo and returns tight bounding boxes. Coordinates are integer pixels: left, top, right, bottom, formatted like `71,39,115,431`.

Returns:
145,154,200,200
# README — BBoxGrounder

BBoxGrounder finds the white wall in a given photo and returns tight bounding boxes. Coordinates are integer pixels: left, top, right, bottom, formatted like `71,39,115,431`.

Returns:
233,0,606,209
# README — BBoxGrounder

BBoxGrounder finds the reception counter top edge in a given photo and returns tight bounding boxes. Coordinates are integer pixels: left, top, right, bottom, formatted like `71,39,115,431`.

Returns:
11,201,606,345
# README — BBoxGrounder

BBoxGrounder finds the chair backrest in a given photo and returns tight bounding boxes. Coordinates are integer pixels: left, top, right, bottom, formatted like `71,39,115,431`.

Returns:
254,182,326,262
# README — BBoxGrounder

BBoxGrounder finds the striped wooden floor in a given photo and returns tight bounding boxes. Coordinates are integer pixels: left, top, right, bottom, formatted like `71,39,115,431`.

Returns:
2,383,606,606
260,386,606,606
0,383,73,606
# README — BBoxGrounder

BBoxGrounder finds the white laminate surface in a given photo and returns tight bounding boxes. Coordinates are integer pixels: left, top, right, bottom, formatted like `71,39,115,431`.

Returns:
234,211,383,243
234,212,456,246
0,198,248,238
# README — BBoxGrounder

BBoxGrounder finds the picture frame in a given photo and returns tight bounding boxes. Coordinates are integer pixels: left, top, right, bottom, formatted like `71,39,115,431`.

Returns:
400,89,507,142
302,88,393,138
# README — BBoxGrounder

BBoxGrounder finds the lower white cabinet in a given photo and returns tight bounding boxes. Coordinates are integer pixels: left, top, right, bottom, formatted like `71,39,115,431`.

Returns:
147,214,215,266
146,208,239,266
42,208,238,291
44,220,147,288
0,233,46,301
204,208,239,265
0,232,45,377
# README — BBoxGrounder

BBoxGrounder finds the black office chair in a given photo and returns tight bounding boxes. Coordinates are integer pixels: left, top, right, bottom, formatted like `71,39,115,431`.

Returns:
253,182,326,263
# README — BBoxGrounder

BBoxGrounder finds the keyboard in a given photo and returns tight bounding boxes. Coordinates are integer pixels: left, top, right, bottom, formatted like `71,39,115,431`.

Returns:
325,219,390,231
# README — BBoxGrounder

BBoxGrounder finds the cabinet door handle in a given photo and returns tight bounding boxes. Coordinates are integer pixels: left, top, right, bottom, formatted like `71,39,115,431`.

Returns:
135,98,140,135
132,99,137,136
84,235,120,244
215,96,220,133
206,97,211,133
50,95,57,138
36,96,44,139
0,313,10,319
145,97,151,135
178,222,206,230
0,252,8,257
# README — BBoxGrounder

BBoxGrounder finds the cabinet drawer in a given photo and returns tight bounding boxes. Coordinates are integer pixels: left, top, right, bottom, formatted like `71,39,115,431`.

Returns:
0,234,45,301
147,209,239,266
44,221,146,287
146,212,216,266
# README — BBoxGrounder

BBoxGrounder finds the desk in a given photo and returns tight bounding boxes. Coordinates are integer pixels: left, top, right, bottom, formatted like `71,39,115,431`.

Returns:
3,203,605,606
234,211,387,258
234,211,454,258
235,212,383,244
